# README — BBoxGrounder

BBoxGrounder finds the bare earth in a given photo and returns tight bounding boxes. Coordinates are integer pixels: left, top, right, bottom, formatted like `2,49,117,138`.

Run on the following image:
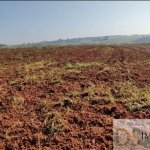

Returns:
0,44,150,149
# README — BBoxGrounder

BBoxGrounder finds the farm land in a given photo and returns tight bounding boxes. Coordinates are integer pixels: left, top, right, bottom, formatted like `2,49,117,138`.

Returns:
0,44,150,149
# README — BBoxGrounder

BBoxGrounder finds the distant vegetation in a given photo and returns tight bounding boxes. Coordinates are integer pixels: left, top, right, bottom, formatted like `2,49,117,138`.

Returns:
2,34,150,48
134,36,150,43
0,44,7,47
27,34,150,46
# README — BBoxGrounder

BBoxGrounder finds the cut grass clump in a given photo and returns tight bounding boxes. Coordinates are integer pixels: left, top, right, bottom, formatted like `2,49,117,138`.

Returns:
39,70,45,79
0,66,8,72
82,86,95,100
36,102,66,136
66,69,81,74
37,102,53,116
65,62,104,70
24,60,45,72
112,81,150,111
51,78,63,85
8,80,19,86
43,112,65,136
103,66,110,72
125,100,149,111
24,75,38,82
65,63,73,69
101,90,115,102
11,96,25,107
69,91,80,98
75,62,103,68
0,87,3,93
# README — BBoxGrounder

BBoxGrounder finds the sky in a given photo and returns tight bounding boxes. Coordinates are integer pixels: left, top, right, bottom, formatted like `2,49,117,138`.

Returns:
1,1,150,45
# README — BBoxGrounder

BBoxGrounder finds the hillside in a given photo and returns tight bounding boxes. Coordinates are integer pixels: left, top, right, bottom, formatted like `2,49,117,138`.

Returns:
2,34,150,48
21,34,150,47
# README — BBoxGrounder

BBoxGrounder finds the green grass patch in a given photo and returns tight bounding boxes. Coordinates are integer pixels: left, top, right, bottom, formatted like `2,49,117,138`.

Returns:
24,75,38,82
65,63,73,69
24,60,45,72
75,62,103,68
51,78,63,85
8,80,19,86
11,96,25,107
0,66,8,72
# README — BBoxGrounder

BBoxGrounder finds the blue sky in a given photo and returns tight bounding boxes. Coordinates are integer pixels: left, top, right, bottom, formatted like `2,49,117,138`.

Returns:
1,1,150,45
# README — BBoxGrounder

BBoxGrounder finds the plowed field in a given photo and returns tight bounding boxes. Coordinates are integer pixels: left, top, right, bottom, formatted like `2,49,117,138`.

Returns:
0,44,150,149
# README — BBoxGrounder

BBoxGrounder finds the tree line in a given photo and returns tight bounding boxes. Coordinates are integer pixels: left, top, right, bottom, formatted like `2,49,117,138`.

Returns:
0,44,7,47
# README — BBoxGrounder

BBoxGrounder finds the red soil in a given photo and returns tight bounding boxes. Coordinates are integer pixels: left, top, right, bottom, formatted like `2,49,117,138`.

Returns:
0,44,150,149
